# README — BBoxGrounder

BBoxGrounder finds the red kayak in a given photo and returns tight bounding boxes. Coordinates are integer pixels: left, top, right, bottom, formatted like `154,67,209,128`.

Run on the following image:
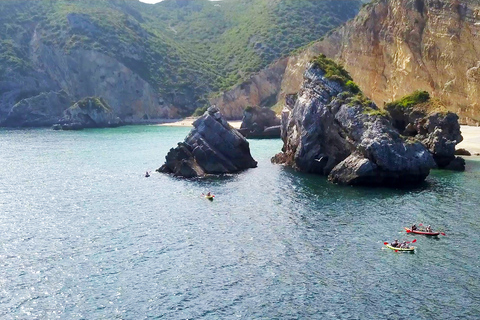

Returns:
405,227,440,236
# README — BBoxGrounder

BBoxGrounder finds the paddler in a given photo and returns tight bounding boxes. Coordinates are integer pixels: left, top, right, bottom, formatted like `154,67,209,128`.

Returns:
411,224,417,231
391,239,399,247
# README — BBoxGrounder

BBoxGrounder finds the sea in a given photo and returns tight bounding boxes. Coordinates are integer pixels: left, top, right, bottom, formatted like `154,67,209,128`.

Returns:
1,126,479,319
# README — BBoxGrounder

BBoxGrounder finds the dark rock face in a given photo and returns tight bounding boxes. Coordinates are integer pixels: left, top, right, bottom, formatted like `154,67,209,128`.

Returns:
455,148,471,156
54,97,122,130
158,106,257,178
386,102,465,171
272,64,436,186
239,106,281,138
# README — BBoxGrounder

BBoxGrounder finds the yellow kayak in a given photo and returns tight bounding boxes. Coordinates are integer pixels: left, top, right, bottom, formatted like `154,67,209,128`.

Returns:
205,195,214,201
385,244,415,252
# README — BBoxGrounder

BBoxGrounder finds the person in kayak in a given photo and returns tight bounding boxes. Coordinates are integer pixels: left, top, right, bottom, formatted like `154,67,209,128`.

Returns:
400,241,409,248
411,224,417,231
426,225,432,232
206,192,211,197
391,239,399,247
145,171,150,177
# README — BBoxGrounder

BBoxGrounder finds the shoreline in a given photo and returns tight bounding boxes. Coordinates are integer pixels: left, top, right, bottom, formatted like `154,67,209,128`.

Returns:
157,122,480,154
156,117,242,129
458,125,480,155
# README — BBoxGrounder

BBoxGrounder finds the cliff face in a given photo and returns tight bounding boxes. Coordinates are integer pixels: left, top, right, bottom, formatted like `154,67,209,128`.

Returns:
0,0,362,127
1,32,172,127
280,0,480,125
209,58,288,119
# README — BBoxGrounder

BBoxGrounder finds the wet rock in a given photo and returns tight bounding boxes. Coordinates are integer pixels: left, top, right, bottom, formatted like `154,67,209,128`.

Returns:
158,106,257,178
454,148,471,156
444,156,466,171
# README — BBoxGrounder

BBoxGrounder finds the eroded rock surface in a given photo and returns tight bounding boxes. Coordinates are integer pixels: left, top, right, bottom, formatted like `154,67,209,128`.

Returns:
272,60,436,186
158,106,257,178
239,106,281,139
53,97,121,130
385,92,465,171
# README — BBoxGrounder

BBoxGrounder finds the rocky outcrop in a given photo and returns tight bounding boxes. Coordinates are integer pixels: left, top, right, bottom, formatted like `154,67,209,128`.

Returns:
0,28,176,127
272,59,436,186
158,106,257,178
3,90,72,127
278,0,480,125
209,58,289,119
239,106,281,139
385,92,465,171
53,97,121,130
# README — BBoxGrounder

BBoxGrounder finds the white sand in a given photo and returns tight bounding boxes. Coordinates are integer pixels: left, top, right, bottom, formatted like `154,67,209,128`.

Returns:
157,118,242,129
157,121,480,154
458,125,480,155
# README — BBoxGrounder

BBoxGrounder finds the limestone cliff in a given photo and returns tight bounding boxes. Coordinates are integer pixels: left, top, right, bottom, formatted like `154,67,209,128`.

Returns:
209,58,289,119
0,29,174,127
280,0,480,125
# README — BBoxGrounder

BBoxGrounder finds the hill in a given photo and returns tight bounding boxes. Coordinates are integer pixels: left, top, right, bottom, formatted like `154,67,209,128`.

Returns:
0,0,362,126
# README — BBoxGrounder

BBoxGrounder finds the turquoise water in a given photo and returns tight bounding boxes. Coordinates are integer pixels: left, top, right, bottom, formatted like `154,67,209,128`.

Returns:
1,126,479,319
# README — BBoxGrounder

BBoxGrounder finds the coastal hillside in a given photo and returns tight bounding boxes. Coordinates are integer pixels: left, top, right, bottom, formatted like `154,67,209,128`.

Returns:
0,0,362,126
217,0,480,124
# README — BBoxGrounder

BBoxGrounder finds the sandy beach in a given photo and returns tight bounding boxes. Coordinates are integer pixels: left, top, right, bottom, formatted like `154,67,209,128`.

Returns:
157,117,242,129
158,120,480,154
458,125,480,155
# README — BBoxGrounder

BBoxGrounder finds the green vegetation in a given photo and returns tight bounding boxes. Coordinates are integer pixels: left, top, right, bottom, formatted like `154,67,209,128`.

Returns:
76,97,112,111
385,90,430,109
312,54,353,87
192,105,209,117
0,0,362,115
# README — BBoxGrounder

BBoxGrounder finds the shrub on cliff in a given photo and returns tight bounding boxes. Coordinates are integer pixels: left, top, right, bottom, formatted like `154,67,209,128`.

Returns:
386,90,430,109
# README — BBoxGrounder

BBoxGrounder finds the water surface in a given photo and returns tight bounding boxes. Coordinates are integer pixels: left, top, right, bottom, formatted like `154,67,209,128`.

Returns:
1,126,479,319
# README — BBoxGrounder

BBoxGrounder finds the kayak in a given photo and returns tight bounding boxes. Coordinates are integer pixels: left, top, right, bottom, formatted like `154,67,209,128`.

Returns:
205,195,214,201
385,244,415,252
405,227,440,236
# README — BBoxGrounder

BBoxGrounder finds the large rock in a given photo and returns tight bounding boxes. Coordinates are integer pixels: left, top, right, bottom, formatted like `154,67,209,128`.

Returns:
239,106,281,138
54,97,122,130
158,106,257,178
385,92,465,171
3,90,72,127
272,59,436,186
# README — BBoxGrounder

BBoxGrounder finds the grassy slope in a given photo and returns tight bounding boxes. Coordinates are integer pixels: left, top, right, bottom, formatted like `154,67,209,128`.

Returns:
0,0,362,115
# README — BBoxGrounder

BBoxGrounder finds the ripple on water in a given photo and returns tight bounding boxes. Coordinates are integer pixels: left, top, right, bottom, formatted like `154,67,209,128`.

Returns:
0,127,479,319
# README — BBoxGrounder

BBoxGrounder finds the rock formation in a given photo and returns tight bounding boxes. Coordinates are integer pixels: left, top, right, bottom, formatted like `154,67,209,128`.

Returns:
209,58,289,119
158,106,257,178
53,97,122,130
239,106,281,139
272,57,436,186
385,91,465,171
217,0,480,125
3,91,72,127
279,0,480,125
